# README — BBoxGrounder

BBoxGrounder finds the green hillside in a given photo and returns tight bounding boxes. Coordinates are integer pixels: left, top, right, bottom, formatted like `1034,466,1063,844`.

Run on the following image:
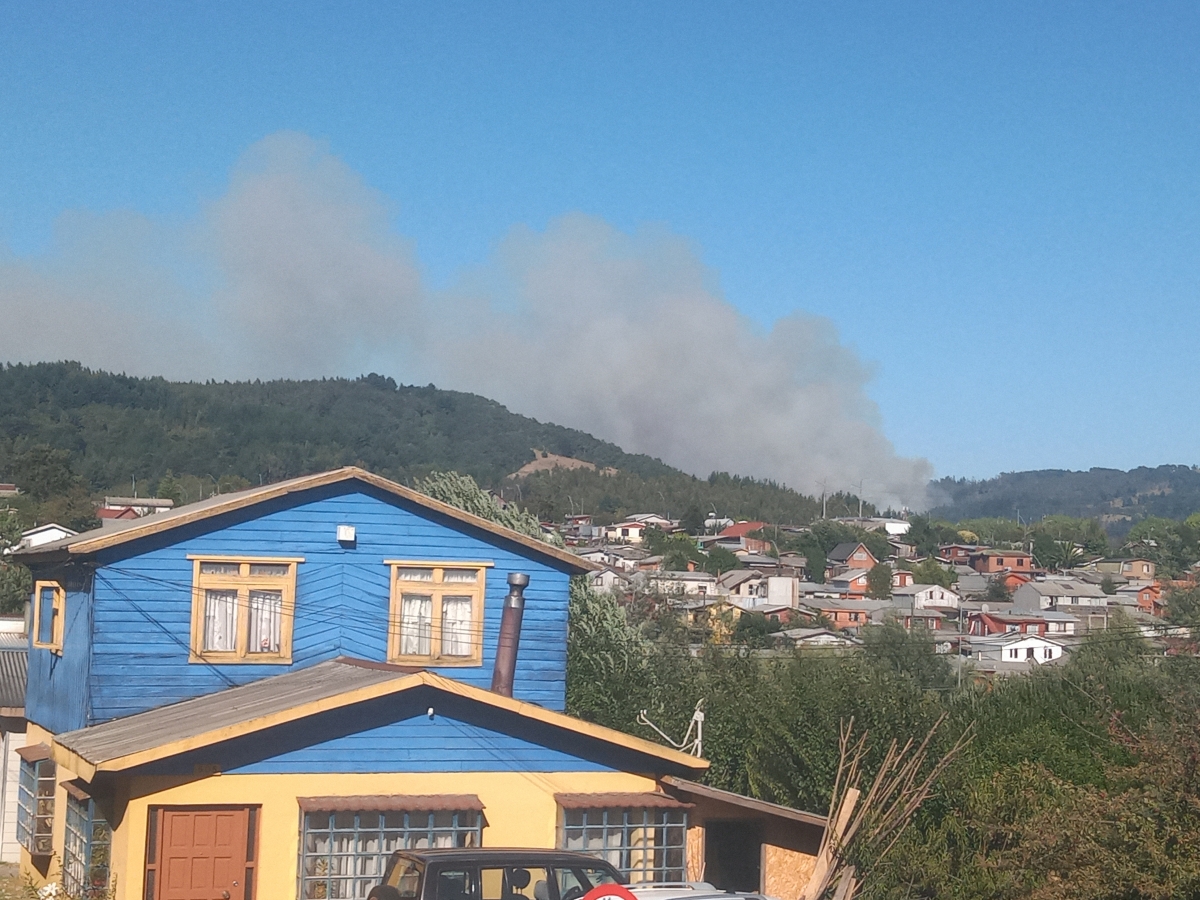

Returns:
0,362,845,526
930,466,1200,533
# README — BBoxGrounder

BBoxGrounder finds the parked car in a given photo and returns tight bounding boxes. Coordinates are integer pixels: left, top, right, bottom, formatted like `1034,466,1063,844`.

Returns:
368,848,625,900
626,884,767,900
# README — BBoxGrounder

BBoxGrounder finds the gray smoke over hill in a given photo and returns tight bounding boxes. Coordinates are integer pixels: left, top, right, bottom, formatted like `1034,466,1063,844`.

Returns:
0,132,931,508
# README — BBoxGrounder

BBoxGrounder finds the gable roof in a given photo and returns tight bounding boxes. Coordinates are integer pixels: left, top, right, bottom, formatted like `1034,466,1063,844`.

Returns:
52,658,706,781
14,467,596,574
828,542,873,563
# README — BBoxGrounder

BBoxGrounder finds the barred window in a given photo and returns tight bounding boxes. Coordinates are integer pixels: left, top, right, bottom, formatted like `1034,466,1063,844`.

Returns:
17,758,55,856
64,793,111,899
559,808,687,883
301,809,481,899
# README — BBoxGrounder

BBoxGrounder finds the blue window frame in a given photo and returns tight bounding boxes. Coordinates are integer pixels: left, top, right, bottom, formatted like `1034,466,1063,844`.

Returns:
64,792,112,899
17,757,56,856
300,808,481,899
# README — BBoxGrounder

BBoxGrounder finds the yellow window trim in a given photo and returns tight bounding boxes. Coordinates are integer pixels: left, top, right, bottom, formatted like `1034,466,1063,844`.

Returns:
388,562,486,667
32,581,65,654
189,557,301,665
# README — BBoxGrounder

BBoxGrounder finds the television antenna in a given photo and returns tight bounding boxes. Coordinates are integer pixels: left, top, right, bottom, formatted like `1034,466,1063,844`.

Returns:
637,699,705,757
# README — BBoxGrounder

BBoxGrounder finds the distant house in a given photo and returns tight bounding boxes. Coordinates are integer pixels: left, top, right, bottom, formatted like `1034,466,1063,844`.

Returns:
717,522,771,554
970,549,1033,575
830,569,871,596
832,517,911,536
938,544,978,565
892,583,961,610
966,633,1066,665
827,542,879,574
96,506,140,520
0,485,19,498
16,525,78,552
719,570,765,599
1013,579,1108,611
886,603,945,631
966,608,1078,638
589,566,634,594
648,570,719,597
1116,582,1165,616
800,599,890,630
778,627,861,649
605,521,649,544
100,496,175,517
891,569,915,588
1095,558,1156,582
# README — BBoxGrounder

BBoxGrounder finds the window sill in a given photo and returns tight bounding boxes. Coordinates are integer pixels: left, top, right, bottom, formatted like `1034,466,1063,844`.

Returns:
188,653,293,665
388,657,482,668
32,643,62,656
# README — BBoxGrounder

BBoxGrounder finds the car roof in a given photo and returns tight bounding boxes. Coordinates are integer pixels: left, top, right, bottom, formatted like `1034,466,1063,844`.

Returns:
395,848,617,867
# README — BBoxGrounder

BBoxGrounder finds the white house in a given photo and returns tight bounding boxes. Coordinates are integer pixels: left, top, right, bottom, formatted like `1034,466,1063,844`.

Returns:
604,521,649,544
647,569,719,597
892,583,961,610
15,523,77,551
969,633,1066,664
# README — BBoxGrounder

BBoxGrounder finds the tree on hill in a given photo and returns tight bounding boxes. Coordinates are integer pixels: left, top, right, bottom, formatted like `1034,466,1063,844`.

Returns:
866,563,893,600
680,504,705,535
703,546,741,576
907,557,957,588
0,511,31,615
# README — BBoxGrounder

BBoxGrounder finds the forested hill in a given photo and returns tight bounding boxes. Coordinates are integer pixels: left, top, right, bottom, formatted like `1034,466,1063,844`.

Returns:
0,362,840,525
930,465,1200,527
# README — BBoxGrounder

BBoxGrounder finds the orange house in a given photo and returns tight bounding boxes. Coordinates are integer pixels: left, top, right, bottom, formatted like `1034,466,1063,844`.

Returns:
971,550,1033,574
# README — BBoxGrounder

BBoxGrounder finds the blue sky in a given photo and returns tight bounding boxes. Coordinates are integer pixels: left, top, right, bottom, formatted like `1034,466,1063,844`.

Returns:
1,1,1198,487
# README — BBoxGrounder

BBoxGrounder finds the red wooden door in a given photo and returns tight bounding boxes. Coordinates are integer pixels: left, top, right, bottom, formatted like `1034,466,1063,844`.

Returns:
156,809,251,900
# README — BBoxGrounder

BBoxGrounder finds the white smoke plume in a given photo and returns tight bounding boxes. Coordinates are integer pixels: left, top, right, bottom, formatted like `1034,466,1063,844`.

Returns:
0,132,932,508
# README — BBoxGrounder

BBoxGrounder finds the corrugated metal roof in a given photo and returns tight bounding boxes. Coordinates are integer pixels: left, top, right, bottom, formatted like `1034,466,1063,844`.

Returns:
0,649,27,711
53,658,710,777
56,658,406,764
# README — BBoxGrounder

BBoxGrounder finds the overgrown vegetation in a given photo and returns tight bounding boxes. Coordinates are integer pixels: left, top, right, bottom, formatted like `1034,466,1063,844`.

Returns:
568,583,1200,899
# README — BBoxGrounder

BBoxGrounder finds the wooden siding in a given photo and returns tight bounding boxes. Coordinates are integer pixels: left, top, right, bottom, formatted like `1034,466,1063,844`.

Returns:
120,689,694,777
30,483,571,732
25,568,91,734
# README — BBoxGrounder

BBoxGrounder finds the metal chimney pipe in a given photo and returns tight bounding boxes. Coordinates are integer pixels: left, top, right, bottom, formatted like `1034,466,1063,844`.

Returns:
491,573,530,697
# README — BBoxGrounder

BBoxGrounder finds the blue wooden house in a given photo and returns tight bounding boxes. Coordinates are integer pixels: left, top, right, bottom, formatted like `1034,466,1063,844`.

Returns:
14,468,822,900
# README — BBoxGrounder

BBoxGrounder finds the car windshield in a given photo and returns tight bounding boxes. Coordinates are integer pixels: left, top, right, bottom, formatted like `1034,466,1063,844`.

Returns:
387,857,426,898
554,866,620,900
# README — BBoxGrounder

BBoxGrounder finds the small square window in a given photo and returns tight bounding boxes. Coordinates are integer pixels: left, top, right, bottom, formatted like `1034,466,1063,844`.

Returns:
32,581,65,654
188,557,300,664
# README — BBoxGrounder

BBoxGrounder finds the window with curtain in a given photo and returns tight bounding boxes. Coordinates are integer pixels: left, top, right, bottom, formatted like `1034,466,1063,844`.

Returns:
63,792,111,899
17,757,55,856
189,557,300,663
558,807,688,884
300,807,481,900
388,563,487,666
